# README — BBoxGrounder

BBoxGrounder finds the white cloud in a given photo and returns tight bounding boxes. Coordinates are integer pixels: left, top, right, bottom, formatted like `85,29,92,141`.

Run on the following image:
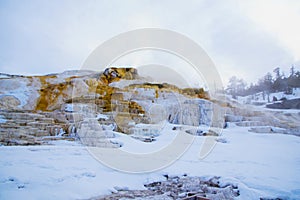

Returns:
0,0,299,87
239,0,300,61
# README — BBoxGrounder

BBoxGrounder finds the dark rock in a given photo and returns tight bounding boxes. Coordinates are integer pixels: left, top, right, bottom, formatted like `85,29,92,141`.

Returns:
266,98,300,109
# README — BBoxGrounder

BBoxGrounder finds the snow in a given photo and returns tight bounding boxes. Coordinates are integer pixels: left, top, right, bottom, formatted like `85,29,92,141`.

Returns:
131,89,213,126
109,79,147,89
236,88,300,105
63,103,96,118
64,104,74,112
114,122,178,154
58,70,97,78
48,70,98,84
57,128,66,136
0,77,42,110
0,115,7,123
0,78,30,108
1,124,300,199
0,74,10,78
172,126,300,199
96,113,109,120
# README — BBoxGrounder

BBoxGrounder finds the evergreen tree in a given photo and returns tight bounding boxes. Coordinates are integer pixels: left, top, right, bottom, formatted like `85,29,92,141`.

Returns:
226,65,300,97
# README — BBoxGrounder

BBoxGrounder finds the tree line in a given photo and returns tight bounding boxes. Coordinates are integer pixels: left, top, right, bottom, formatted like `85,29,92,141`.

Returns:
226,66,300,99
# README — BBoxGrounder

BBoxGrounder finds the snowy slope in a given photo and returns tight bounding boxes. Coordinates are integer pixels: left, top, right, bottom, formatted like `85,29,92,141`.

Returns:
0,124,300,200
236,88,300,105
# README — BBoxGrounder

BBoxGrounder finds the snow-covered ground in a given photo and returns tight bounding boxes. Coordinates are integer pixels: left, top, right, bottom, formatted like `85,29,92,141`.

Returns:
1,123,300,200
0,115,6,123
235,88,300,105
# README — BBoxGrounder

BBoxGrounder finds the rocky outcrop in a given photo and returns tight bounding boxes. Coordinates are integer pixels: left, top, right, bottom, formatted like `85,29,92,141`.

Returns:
0,111,75,145
224,99,300,136
100,67,139,85
0,95,21,110
0,67,217,145
166,99,213,126
266,98,300,109
77,118,121,148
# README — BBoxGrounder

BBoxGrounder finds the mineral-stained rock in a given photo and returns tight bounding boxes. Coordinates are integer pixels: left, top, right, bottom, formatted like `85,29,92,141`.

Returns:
100,67,139,85
0,67,217,145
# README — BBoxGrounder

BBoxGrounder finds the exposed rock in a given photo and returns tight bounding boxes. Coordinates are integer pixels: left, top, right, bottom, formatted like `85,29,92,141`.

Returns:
266,98,300,109
100,67,139,85
77,118,121,148
95,175,239,200
0,67,218,145
224,98,300,136
225,114,243,122
235,121,267,127
249,126,286,134
0,95,21,110
185,128,218,136
0,111,77,145
215,137,229,143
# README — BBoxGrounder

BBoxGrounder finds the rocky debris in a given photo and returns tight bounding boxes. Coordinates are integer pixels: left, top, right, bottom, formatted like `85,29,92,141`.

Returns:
266,98,300,109
93,189,168,200
185,128,218,136
215,137,229,143
95,176,239,200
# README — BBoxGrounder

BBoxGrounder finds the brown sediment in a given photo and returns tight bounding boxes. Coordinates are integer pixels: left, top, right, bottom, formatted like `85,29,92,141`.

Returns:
36,67,208,113
181,88,209,99
100,67,138,85
125,82,209,100
35,75,69,111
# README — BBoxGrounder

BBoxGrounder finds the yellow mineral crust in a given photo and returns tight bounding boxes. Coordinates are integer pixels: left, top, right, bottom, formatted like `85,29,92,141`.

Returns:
34,67,208,112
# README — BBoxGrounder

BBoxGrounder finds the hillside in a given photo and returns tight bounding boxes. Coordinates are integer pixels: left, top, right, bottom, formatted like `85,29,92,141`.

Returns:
0,67,211,145
0,67,300,199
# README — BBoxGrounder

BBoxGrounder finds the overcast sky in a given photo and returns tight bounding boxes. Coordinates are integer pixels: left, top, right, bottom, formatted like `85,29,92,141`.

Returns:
0,0,300,87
